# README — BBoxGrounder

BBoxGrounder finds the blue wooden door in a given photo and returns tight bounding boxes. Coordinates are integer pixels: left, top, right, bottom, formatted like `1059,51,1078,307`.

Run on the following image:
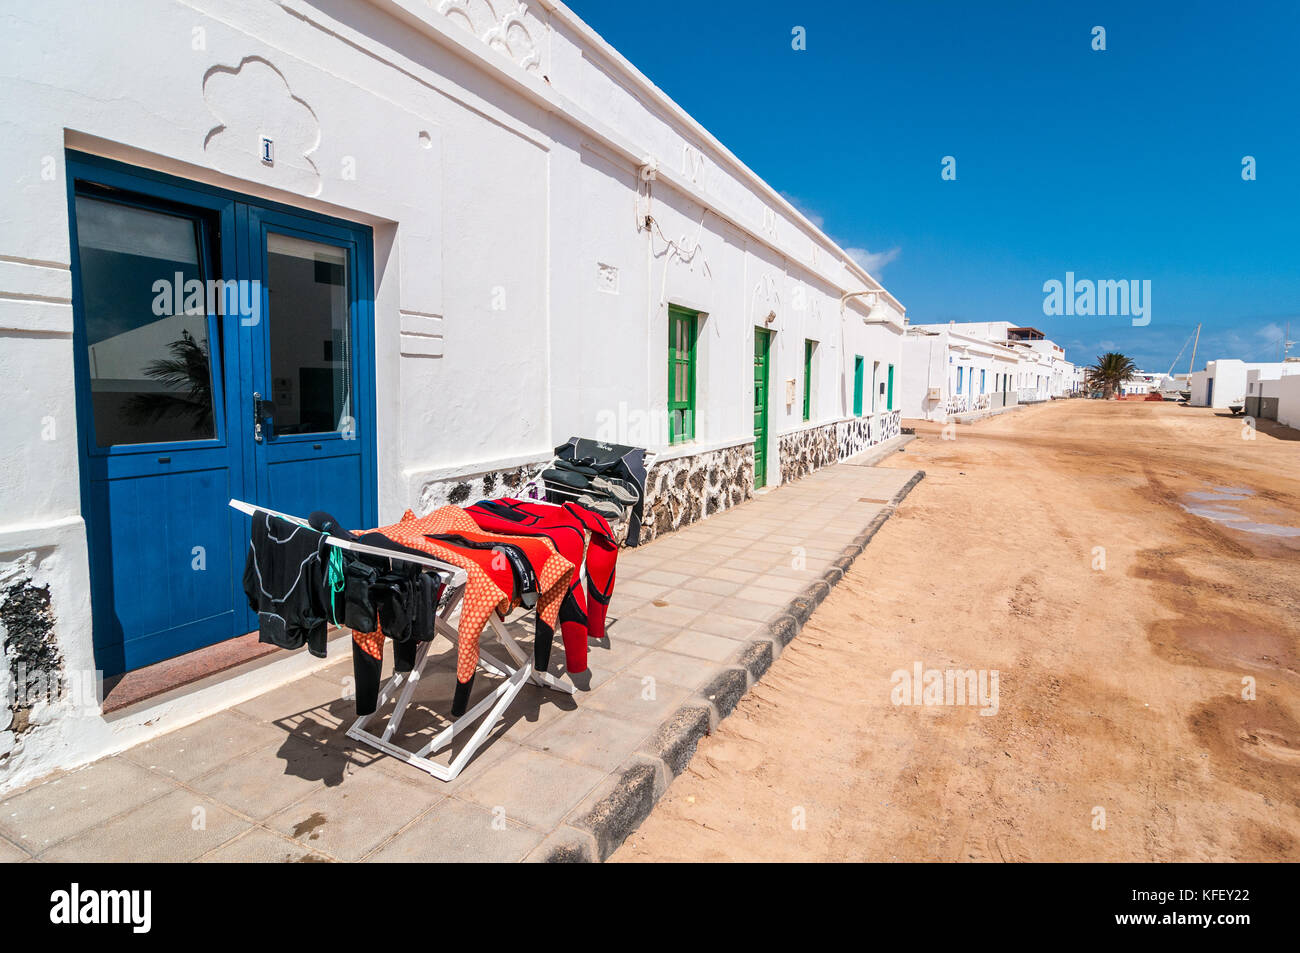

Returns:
243,207,376,564
67,154,376,676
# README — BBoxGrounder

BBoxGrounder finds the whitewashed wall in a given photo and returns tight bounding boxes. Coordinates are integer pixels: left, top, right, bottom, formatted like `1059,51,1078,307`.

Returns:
1277,375,1300,430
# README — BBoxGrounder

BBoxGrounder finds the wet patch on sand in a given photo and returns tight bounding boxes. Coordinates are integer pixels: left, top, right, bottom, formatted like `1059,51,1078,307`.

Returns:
1180,485,1300,539
1188,697,1300,794
1147,610,1299,682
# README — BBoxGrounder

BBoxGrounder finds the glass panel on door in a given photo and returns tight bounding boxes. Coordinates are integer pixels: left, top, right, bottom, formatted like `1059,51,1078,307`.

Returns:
265,233,352,436
74,196,217,447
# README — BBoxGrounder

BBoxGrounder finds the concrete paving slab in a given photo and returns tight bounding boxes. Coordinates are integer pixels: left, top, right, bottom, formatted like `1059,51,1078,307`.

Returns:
267,767,444,861
624,649,725,694
0,756,178,851
653,587,727,612
607,618,680,648
234,669,351,726
123,710,287,781
582,635,650,678
709,597,782,623
186,735,357,820
39,789,249,862
0,834,31,862
618,602,700,628
680,576,742,596
524,707,652,772
661,629,748,663
365,797,543,863
582,672,693,726
741,585,807,607
199,826,333,863
457,746,607,832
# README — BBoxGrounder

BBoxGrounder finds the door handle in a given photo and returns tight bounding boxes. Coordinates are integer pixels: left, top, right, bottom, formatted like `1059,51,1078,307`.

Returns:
253,392,273,443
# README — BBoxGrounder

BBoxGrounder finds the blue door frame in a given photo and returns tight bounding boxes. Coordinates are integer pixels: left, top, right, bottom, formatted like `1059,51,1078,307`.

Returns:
65,152,378,676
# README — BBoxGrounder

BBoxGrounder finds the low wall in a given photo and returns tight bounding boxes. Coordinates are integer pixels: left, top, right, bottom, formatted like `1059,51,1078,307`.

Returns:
642,442,754,543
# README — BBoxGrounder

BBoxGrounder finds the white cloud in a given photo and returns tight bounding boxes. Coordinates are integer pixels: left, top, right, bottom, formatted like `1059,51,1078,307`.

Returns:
1258,323,1284,345
844,246,901,274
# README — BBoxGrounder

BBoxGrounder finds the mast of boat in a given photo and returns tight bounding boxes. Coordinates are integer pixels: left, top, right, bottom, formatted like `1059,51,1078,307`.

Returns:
1164,324,1202,381
1187,323,1201,377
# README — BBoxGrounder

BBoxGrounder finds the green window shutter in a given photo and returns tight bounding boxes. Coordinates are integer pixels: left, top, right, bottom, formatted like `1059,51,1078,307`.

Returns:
668,306,697,444
853,356,864,416
802,340,814,421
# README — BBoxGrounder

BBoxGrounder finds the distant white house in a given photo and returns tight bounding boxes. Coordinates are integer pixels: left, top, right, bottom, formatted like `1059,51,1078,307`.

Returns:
1119,371,1166,396
1189,360,1299,409
901,321,1078,417
1277,374,1300,429
899,323,1020,421
1245,361,1300,420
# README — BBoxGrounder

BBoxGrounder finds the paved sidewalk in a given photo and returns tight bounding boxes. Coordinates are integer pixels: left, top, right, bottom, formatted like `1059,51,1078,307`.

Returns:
0,459,921,863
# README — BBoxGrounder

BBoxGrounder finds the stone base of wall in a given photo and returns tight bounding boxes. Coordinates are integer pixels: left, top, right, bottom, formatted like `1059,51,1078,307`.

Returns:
409,416,901,548
778,422,838,484
415,461,547,515
641,443,753,544
832,410,900,460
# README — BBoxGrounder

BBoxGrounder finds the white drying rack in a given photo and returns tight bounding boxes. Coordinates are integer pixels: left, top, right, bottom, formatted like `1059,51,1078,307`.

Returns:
228,499,575,781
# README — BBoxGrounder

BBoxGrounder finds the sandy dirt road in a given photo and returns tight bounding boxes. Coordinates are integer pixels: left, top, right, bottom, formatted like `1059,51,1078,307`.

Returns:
612,400,1300,862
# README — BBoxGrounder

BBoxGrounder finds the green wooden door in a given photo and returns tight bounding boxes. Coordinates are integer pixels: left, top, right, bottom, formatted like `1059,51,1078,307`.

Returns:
753,328,771,488
887,363,895,410
853,356,864,416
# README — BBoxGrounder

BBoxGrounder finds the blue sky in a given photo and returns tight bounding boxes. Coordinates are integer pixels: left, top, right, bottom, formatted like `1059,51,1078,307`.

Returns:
567,0,1300,372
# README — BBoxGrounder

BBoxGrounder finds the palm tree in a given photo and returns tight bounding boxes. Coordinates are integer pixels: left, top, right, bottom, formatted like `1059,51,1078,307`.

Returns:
122,328,214,430
1085,352,1138,399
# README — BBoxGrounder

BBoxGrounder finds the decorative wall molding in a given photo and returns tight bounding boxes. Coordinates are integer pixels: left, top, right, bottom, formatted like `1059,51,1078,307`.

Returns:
434,0,542,73
202,56,321,196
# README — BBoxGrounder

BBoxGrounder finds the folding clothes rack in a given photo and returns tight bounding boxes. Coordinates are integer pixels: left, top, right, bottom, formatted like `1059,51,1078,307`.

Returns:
229,499,574,781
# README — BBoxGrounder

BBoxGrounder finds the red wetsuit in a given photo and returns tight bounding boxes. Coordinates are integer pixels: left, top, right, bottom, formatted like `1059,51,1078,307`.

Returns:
465,498,618,675
351,506,571,716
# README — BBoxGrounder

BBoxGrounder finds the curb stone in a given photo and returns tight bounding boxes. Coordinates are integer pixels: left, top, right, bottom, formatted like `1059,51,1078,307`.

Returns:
700,667,749,720
565,757,661,861
735,639,774,681
640,704,713,777
525,824,598,863
563,468,927,862
769,613,800,648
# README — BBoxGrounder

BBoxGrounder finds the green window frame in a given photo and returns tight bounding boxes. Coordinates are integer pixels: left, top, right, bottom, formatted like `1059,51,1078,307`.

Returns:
668,305,698,444
802,339,815,421
853,355,864,416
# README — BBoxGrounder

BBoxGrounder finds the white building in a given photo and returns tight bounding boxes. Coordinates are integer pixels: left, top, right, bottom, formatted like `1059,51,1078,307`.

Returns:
899,323,1020,421
1119,371,1165,396
0,0,909,788
1277,374,1300,430
1188,360,1298,409
1244,361,1300,420
903,321,1077,412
